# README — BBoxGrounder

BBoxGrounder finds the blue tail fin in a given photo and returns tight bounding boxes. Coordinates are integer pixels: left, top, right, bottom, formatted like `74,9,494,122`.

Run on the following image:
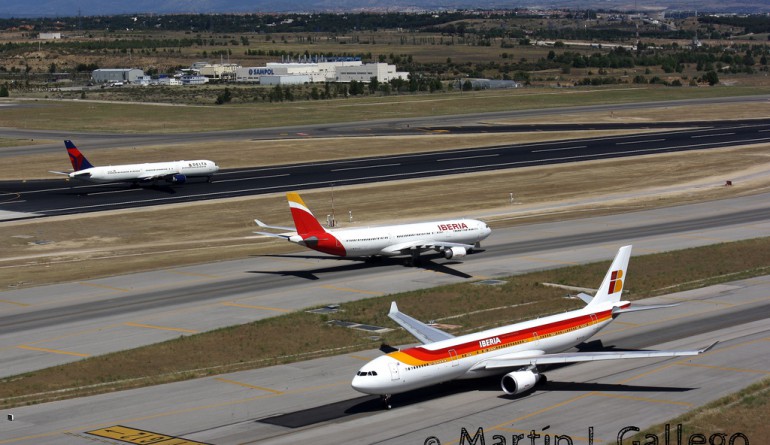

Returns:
64,140,94,171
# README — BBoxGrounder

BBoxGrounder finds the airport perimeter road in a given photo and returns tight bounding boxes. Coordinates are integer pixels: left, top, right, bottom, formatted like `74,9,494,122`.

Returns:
3,119,770,219
0,192,767,380
1,277,768,445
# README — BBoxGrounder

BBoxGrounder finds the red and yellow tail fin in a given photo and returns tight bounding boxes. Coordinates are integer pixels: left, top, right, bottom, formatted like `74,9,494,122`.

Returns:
586,245,632,309
287,192,326,236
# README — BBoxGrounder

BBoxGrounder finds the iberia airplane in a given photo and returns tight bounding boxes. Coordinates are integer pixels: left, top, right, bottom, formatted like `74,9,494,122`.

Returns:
50,140,219,185
352,245,716,408
255,192,492,264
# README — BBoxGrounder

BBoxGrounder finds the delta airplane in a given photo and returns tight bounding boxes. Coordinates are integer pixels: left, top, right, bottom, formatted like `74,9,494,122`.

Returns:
255,192,491,264
50,140,219,185
352,245,716,408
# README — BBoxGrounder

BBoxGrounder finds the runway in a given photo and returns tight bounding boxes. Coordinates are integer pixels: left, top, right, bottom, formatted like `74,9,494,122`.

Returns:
3,119,770,219
0,191,767,380
1,275,767,444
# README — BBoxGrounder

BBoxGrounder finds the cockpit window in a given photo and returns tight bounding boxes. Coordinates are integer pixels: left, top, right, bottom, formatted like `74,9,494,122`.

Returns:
356,370,378,376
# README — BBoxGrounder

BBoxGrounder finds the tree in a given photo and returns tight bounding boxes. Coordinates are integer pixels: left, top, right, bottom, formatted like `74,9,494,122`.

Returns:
368,76,379,94
703,71,720,86
215,87,232,105
0,84,8,97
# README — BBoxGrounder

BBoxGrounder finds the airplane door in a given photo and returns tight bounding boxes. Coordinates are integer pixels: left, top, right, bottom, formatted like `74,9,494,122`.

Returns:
389,362,400,381
448,349,459,367
532,332,540,348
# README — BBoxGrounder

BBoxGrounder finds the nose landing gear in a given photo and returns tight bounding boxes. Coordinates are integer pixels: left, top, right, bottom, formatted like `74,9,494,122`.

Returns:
380,394,392,410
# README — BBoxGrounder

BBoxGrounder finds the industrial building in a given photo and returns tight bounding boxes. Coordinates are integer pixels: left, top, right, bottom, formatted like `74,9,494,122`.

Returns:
235,61,408,85
91,68,145,84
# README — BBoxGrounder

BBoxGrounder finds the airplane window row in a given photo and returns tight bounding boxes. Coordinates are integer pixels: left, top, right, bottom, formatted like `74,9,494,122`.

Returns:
396,232,435,238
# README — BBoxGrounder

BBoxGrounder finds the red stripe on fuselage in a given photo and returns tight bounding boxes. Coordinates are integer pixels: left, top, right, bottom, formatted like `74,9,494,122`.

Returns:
391,306,625,364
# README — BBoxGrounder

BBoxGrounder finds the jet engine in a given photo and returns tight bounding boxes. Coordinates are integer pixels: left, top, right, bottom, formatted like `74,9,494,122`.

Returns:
443,246,467,259
167,174,187,184
501,370,539,395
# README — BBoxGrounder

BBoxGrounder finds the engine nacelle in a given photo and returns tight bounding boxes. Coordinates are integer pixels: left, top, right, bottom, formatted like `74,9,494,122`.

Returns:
501,370,538,395
167,174,187,184
444,246,467,259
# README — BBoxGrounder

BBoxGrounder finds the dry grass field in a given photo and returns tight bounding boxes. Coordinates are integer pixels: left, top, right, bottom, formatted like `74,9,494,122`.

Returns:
636,376,770,443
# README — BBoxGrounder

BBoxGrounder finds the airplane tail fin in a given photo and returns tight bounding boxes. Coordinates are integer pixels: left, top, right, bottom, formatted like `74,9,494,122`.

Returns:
586,245,632,309
287,192,327,236
64,140,95,171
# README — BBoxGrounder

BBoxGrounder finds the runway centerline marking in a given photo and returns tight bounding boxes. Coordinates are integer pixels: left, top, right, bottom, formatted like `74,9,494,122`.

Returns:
165,270,219,278
591,392,693,407
214,377,284,394
330,163,401,172
531,145,587,153
78,282,130,292
221,302,291,312
437,154,500,162
17,345,90,357
123,322,198,334
679,363,770,374
615,138,667,145
0,299,31,307
319,285,383,295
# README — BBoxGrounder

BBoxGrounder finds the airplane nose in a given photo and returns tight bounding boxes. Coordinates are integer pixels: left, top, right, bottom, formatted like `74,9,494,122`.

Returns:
351,375,374,394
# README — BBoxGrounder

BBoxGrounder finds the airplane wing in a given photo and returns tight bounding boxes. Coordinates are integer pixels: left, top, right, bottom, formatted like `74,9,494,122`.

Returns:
381,240,475,255
472,342,717,371
388,301,455,345
137,171,181,181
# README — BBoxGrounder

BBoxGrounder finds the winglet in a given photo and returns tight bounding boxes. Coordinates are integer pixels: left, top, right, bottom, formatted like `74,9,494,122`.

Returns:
700,341,718,354
64,140,95,171
389,301,399,316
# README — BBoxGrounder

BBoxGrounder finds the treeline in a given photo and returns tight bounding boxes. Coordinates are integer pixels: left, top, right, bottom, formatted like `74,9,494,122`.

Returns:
1,12,472,34
699,15,770,35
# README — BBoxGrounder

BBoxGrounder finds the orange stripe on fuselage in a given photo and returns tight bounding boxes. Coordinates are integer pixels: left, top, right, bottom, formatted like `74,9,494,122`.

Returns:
388,307,623,366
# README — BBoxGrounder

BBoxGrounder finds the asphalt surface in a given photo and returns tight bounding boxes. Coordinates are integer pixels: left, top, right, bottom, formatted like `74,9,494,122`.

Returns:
3,119,770,218
2,275,767,445
0,191,767,380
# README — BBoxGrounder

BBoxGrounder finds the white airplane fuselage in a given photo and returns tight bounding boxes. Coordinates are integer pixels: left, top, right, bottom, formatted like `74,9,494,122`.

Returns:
322,219,491,258
69,160,218,184
352,303,620,395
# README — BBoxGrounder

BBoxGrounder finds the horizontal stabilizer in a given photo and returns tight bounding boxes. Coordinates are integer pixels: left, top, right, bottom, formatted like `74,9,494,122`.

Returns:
576,292,594,304
388,301,455,345
254,231,291,240
48,170,71,176
254,219,295,232
612,303,680,316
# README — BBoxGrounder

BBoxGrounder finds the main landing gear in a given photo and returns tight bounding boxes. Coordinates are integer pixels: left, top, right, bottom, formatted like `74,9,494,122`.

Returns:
380,394,392,410
404,250,421,267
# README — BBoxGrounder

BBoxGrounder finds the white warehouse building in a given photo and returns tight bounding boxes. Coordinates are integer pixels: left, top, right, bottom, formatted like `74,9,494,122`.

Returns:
235,62,407,85
334,63,408,83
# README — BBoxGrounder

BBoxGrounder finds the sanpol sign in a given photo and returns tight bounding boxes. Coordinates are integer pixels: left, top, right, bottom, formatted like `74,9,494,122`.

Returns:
248,68,274,75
